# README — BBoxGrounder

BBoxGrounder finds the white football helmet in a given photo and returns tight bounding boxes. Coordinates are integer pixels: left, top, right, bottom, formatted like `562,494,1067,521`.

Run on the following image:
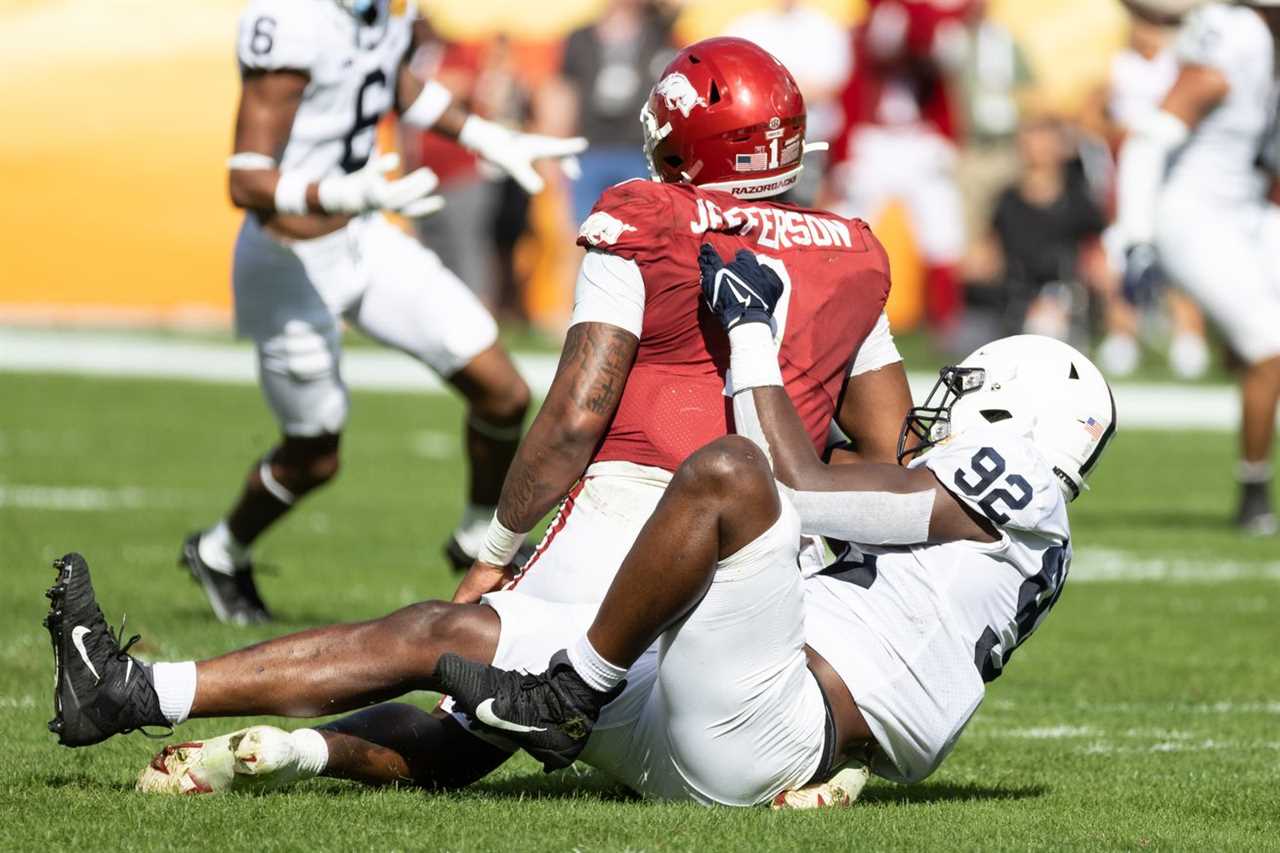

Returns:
899,335,1117,501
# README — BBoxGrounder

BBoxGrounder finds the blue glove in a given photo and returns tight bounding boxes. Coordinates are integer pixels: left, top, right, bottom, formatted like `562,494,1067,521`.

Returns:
1122,243,1164,307
698,243,784,331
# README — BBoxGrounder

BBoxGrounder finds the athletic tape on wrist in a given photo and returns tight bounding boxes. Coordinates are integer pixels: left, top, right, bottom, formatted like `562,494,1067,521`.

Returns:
476,516,526,566
401,80,453,129
728,323,783,392
273,172,311,216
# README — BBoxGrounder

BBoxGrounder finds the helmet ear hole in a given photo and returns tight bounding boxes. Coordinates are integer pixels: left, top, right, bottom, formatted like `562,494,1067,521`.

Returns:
981,409,1013,423
663,155,684,169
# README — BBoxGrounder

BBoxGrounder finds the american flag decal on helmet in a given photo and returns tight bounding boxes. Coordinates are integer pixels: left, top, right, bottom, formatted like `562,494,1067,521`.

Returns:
735,151,768,172
1081,417,1105,441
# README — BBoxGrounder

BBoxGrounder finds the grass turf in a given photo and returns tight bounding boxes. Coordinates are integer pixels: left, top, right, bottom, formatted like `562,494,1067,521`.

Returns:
1,371,1277,851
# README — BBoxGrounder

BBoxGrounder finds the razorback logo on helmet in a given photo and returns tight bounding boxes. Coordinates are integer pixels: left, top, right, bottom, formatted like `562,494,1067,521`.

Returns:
579,210,639,247
654,73,707,119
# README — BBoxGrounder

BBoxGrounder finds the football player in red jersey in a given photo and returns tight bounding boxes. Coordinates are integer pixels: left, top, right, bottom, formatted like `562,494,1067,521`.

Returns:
45,38,914,798
451,37,910,606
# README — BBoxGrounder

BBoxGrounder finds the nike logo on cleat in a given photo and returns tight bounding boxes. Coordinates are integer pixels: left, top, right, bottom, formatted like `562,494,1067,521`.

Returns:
71,626,100,680
475,699,547,734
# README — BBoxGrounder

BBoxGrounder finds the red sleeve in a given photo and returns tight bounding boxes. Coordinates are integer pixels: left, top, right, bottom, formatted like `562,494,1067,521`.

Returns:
576,179,675,264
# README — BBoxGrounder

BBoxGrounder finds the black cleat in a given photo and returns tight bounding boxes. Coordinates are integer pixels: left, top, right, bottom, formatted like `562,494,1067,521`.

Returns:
435,649,622,771
44,553,169,747
1236,482,1277,536
442,535,536,574
179,532,271,625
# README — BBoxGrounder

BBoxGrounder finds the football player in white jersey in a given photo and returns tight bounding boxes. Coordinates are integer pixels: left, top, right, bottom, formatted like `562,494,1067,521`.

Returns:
1114,0,1280,534
44,251,1114,808
181,0,588,623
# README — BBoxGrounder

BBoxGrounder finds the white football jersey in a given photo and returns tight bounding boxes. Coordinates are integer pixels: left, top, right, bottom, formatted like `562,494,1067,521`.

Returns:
236,0,415,181
802,425,1071,784
1108,47,1178,134
1166,3,1277,204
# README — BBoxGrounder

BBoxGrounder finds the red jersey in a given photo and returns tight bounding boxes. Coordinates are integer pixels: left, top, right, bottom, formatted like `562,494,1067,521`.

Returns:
576,179,891,473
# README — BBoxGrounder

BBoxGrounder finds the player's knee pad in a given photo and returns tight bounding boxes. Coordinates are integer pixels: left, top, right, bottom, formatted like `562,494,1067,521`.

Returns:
258,322,349,436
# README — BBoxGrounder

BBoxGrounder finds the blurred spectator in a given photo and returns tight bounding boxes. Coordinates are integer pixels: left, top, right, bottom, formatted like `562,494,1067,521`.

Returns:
824,0,973,332
404,34,533,325
966,116,1107,346
724,1,851,203
545,0,675,225
1091,1,1211,379
954,1,1034,251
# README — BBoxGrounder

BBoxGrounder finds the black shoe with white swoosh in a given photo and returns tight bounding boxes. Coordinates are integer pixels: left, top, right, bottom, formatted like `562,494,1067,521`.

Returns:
44,553,169,747
179,533,271,625
434,649,623,771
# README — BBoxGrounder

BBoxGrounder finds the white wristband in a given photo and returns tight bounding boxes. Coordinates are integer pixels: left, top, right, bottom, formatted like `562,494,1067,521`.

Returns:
401,80,453,129
476,516,527,566
728,323,783,392
228,152,277,170
273,172,310,216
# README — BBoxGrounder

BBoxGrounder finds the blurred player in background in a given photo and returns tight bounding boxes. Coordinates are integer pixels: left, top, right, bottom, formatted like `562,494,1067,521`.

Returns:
824,0,974,332
1114,0,1280,534
1096,0,1211,380
404,34,535,325
183,0,587,624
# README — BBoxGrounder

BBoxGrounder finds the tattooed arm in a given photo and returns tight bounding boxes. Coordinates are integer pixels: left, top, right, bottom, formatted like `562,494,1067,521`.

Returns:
494,322,637,531
453,322,638,602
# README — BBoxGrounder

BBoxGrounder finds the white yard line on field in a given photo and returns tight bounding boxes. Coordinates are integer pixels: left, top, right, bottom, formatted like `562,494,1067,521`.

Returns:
0,484,187,511
1069,548,1280,583
0,327,1265,431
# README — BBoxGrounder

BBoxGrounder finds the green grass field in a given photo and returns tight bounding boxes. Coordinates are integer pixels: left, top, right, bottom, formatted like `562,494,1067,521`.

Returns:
2,371,1278,851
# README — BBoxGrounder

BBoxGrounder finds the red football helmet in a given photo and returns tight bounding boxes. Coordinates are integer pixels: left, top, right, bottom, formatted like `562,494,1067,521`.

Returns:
640,37,811,199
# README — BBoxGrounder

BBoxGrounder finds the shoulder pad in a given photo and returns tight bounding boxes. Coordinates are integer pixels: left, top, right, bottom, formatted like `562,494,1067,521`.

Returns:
577,180,678,259
919,425,1065,536
1175,4,1252,72
237,0,321,73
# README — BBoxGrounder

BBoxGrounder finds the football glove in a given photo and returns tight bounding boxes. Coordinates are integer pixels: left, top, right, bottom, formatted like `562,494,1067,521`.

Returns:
458,116,588,195
698,243,784,331
317,153,445,218
1122,242,1164,307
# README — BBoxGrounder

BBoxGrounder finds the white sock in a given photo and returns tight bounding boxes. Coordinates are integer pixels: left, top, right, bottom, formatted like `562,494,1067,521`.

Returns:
452,504,497,555
288,728,329,777
567,635,627,693
152,661,198,725
1239,460,1273,485
198,521,248,576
